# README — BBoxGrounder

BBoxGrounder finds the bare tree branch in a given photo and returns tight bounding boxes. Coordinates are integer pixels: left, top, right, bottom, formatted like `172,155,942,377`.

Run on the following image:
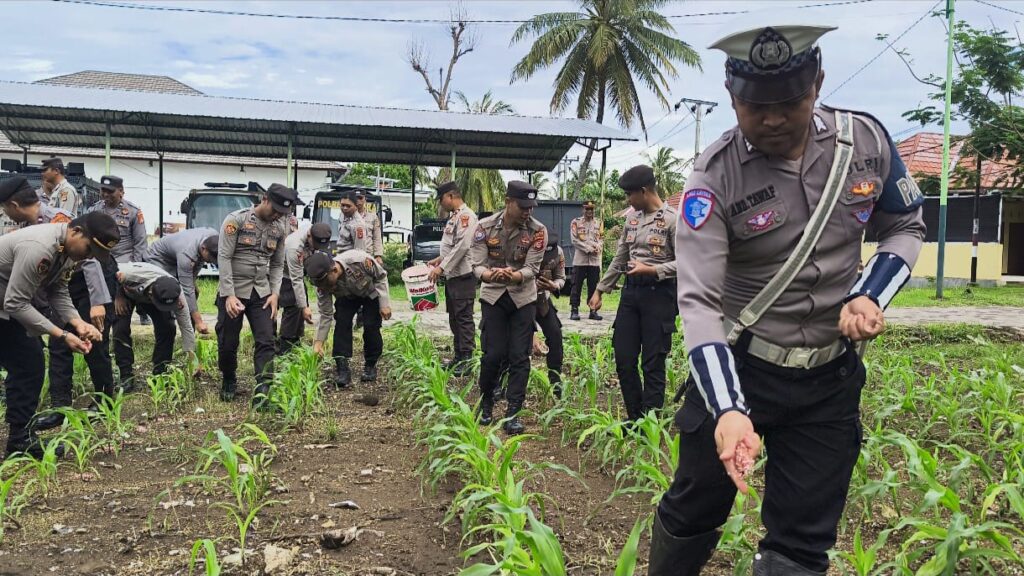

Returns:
404,2,475,112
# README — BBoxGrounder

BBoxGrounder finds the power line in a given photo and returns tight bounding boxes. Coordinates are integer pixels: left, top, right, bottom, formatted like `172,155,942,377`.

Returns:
975,0,1024,17
823,0,942,100
53,0,876,24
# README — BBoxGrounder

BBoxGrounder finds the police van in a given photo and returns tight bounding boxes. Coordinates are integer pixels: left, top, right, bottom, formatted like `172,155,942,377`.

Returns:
302,183,392,255
179,181,264,276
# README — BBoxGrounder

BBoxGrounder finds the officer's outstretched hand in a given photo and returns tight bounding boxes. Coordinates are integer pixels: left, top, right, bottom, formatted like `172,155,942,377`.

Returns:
715,411,761,494
65,333,92,354
313,340,324,357
89,305,106,332
302,307,314,324
428,265,443,283
380,306,392,321
71,318,102,343
588,291,602,311
264,294,279,318
839,296,885,341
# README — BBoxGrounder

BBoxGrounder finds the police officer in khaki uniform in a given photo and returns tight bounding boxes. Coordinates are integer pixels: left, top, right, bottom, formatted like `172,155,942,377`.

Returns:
535,232,566,397
0,177,116,429
40,158,82,216
649,23,926,576
306,250,392,386
278,222,332,353
569,200,602,321
427,182,478,375
335,190,368,253
0,213,114,457
355,191,384,264
217,183,297,405
590,165,677,422
145,227,219,335
470,181,547,434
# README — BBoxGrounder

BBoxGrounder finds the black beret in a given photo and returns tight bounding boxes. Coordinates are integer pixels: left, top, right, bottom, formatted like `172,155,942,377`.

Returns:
201,234,219,257
267,183,302,214
304,251,335,282
506,180,539,208
435,181,458,198
99,175,124,191
618,165,656,192
150,276,181,312
310,222,333,247
73,212,120,262
0,176,35,203
41,157,65,173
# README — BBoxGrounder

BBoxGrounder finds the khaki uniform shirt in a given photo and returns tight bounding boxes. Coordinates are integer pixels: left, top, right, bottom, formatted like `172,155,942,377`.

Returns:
314,250,390,341
337,212,368,253
145,227,216,315
116,262,196,353
536,245,566,316
570,215,602,267
284,225,315,309
88,199,148,263
360,210,384,258
0,224,79,336
27,205,111,307
439,204,478,279
676,107,926,351
470,211,547,309
597,206,677,293
49,179,81,216
217,208,288,299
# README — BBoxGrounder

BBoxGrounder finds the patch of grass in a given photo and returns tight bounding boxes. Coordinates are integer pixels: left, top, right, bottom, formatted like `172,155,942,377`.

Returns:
891,285,1024,308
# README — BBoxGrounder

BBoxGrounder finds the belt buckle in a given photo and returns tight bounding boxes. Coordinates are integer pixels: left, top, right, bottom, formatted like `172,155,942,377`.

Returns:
785,348,814,370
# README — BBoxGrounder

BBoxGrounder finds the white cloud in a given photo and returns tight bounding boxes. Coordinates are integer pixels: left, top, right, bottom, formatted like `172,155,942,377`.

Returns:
170,60,197,69
179,70,250,90
314,77,334,86
1,58,54,74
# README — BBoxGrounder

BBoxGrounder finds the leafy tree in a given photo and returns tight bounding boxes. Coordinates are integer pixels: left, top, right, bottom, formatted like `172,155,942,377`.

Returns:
342,163,416,189
510,0,701,199
644,146,687,197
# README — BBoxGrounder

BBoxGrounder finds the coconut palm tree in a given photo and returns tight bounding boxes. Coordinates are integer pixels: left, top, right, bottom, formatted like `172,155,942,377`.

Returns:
510,0,701,198
644,146,687,197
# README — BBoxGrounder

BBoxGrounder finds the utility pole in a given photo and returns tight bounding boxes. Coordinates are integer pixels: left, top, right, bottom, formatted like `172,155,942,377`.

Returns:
674,98,717,166
557,155,579,200
936,0,955,299
970,153,981,285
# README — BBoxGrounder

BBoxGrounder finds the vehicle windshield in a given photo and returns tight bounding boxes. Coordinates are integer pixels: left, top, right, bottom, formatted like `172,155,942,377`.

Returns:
313,197,380,240
190,194,256,230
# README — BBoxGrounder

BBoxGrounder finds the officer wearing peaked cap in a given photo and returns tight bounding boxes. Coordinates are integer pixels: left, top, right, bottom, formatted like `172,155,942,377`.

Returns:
569,199,602,321
649,21,925,576
40,158,82,216
216,183,298,407
470,180,547,435
589,165,678,423
278,222,332,353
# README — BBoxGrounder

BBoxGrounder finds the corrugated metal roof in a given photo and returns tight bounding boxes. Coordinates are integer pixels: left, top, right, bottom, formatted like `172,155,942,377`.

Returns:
0,81,635,171
36,71,204,96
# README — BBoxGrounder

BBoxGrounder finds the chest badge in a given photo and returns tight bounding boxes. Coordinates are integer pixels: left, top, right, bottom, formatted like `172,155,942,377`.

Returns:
852,206,873,224
486,237,501,247
747,209,777,232
851,181,876,196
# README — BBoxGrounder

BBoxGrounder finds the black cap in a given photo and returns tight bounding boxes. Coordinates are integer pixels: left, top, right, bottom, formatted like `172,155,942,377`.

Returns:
0,176,35,203
506,180,539,208
546,230,559,249
303,251,335,282
618,165,656,192
201,234,219,258
99,175,123,191
41,157,65,173
267,183,303,214
73,212,120,262
436,181,458,199
149,276,180,312
309,222,332,247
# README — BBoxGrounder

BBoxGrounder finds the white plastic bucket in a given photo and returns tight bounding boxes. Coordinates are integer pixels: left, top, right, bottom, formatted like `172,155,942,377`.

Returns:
401,265,439,311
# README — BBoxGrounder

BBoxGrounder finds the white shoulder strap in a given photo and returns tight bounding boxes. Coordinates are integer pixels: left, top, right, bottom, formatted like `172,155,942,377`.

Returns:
726,111,855,345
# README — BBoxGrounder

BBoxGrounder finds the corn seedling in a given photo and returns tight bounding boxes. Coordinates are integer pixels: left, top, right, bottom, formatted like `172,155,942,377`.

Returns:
22,436,62,498
196,339,218,371
91,391,132,455
189,538,222,576
266,346,325,427
0,456,32,543
52,407,103,476
147,367,192,413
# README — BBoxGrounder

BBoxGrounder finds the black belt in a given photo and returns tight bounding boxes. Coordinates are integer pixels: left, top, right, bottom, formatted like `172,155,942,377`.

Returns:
625,276,675,288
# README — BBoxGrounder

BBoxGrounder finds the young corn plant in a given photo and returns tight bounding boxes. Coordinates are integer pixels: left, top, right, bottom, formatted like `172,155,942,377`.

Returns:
53,407,103,476
147,367,193,413
189,538,222,576
175,424,280,566
21,437,62,498
607,412,680,508
0,455,32,543
266,346,325,427
91,391,132,455
195,339,218,372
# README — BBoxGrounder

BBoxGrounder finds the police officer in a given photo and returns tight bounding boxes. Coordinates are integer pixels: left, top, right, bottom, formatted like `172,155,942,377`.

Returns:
535,232,566,397
40,157,82,215
305,250,392,387
145,227,219,335
112,261,197,378
0,176,116,429
335,190,368,253
427,181,478,376
0,213,113,457
569,200,603,321
278,222,332,353
589,165,677,423
217,183,296,405
470,181,547,435
355,191,384,265
649,23,926,576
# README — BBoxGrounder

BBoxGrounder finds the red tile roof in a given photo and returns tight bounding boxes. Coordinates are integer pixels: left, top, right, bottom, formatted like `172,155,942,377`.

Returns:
897,132,1018,190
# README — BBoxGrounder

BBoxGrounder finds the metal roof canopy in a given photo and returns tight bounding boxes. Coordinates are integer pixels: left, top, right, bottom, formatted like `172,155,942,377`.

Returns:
0,81,635,172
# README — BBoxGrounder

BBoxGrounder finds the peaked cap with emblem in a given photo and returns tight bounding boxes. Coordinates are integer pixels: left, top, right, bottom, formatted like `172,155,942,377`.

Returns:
99,175,124,191
309,222,333,248
0,176,36,203
506,180,538,208
267,183,304,214
74,212,120,262
41,157,65,173
710,19,836,104
304,251,335,282
149,276,181,312
435,181,459,198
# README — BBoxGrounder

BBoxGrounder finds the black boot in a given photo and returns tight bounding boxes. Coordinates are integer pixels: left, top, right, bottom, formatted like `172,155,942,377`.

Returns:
361,363,378,382
478,395,494,426
502,404,525,435
220,377,237,402
451,357,473,378
588,310,603,321
569,308,581,321
251,383,271,411
119,373,137,394
5,426,63,460
335,358,351,389
32,409,67,432
647,512,718,576
752,550,826,576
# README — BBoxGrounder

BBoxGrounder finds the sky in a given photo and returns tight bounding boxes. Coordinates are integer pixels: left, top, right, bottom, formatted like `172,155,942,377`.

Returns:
4,0,1024,181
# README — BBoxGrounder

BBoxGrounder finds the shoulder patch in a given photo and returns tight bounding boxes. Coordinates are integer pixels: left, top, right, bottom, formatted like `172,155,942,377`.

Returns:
136,209,144,224
460,214,469,228
473,226,486,242
532,230,546,250
51,212,71,224
37,258,51,276
356,227,364,239
681,189,716,230
365,257,374,269
224,221,238,235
